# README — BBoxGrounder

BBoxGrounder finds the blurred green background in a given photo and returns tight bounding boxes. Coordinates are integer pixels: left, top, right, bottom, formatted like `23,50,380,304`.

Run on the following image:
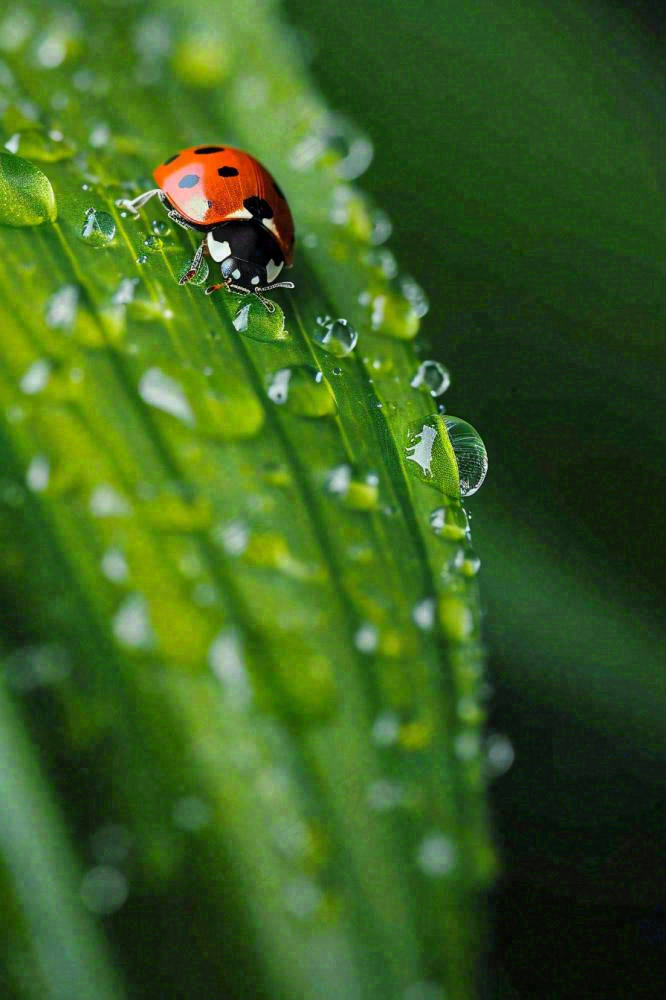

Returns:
282,0,666,994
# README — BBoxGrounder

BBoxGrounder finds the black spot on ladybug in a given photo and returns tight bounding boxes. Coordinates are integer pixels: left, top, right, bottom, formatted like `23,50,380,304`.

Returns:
178,174,200,189
217,166,239,177
195,146,226,154
273,180,285,199
163,153,179,165
243,196,273,220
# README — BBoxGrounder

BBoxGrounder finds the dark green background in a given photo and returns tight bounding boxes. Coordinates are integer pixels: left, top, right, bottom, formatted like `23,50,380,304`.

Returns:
283,0,666,994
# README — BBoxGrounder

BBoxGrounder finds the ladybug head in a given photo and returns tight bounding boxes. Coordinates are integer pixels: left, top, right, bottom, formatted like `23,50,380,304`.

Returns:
209,221,284,292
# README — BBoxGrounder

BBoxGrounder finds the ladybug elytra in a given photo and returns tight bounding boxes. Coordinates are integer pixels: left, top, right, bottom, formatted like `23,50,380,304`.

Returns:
117,145,295,313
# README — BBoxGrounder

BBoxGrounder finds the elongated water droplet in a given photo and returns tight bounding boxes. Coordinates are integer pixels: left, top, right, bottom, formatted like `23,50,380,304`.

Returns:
80,207,115,246
20,358,51,394
267,365,336,417
139,367,194,425
233,298,288,342
313,316,358,357
45,283,79,329
0,150,56,226
444,416,488,497
113,593,153,649
429,504,469,540
411,360,450,397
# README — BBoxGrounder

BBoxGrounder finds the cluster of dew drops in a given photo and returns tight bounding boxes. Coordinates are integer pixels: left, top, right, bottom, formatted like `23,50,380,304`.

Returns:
1,6,507,935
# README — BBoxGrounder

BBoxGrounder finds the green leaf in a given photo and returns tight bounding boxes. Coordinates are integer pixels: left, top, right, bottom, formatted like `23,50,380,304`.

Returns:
0,3,493,998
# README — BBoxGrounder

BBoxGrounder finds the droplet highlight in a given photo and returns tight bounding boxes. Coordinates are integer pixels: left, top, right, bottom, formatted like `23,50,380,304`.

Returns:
313,316,358,357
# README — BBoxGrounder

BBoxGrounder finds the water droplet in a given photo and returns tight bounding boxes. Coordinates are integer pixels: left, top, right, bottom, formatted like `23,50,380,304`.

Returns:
411,360,450,397
313,316,358,357
45,283,78,329
429,504,469,540
136,253,148,264
139,367,194,425
112,593,153,649
112,277,138,306
20,358,51,394
368,290,419,340
0,11,34,52
370,207,392,245
412,597,435,631
213,519,249,556
454,730,481,761
458,546,481,577
0,151,57,226
267,365,336,417
325,464,379,510
486,733,515,776
372,711,400,746
283,876,323,920
89,122,111,148
367,779,405,811
90,484,131,518
444,417,488,496
25,454,50,492
152,218,169,236
4,128,75,162
354,622,378,653
80,207,115,246
400,276,429,318
101,548,129,583
438,596,474,641
35,34,67,70
416,833,456,877
208,629,252,708
172,795,211,831
80,866,128,915
406,415,487,497
233,298,288,342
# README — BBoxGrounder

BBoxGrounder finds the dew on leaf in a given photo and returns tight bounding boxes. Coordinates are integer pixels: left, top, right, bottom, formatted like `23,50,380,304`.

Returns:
80,207,115,246
152,218,170,236
89,484,131,517
143,233,162,251
0,150,57,226
101,547,129,583
20,358,51,394
486,733,515,776
429,503,469,540
4,128,75,162
354,622,378,654
406,415,487,497
444,416,488,496
233,298,288,342
25,454,50,492
139,367,195,426
412,597,435,631
416,832,456,877
80,866,128,916
208,629,252,708
410,360,450,397
313,315,358,357
112,593,153,649
454,729,481,761
45,283,78,329
136,253,148,264
325,463,379,510
267,365,336,417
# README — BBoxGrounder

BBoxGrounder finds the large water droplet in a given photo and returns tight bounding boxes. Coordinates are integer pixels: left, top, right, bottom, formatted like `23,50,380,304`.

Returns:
313,316,358,357
444,416,488,497
80,207,115,246
233,298,288,342
267,365,336,417
405,415,487,497
0,150,56,226
411,360,450,397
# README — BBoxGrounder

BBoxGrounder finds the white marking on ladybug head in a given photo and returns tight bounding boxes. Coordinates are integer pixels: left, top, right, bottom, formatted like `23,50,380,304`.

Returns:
232,268,241,280
207,232,232,262
250,275,260,285
184,194,211,222
265,259,283,284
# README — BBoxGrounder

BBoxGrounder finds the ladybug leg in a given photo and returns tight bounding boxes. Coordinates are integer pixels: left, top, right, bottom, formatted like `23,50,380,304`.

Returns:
166,209,197,233
204,283,225,296
115,189,161,217
178,240,207,286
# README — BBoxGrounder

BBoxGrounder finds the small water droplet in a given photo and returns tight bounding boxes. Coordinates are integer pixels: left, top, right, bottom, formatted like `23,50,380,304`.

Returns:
0,11,34,52
139,367,195,425
143,233,162,251
400,276,429,318
354,622,378,653
89,122,111,148
412,597,435,631
325,464,379,510
411,360,450,397
213,519,249,556
45,283,78,329
136,253,148,264
80,207,115,246
101,547,129,583
113,593,153,649
486,733,515,776
416,832,456,877
233,298,288,342
454,729,481,761
0,151,57,226
313,315,358,357
208,629,251,708
3,128,75,162
35,33,67,70
368,289,419,340
112,277,138,306
429,504,469,540
90,484,131,517
152,218,169,236
20,358,51,394
267,365,336,417
26,454,50,492
458,546,481,577
372,711,400,746
80,866,128,915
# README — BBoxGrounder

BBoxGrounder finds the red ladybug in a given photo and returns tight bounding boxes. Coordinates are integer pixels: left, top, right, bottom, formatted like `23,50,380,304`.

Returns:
117,145,295,313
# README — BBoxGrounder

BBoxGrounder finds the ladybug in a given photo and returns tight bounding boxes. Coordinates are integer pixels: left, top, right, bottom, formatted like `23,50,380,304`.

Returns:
117,145,295,313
